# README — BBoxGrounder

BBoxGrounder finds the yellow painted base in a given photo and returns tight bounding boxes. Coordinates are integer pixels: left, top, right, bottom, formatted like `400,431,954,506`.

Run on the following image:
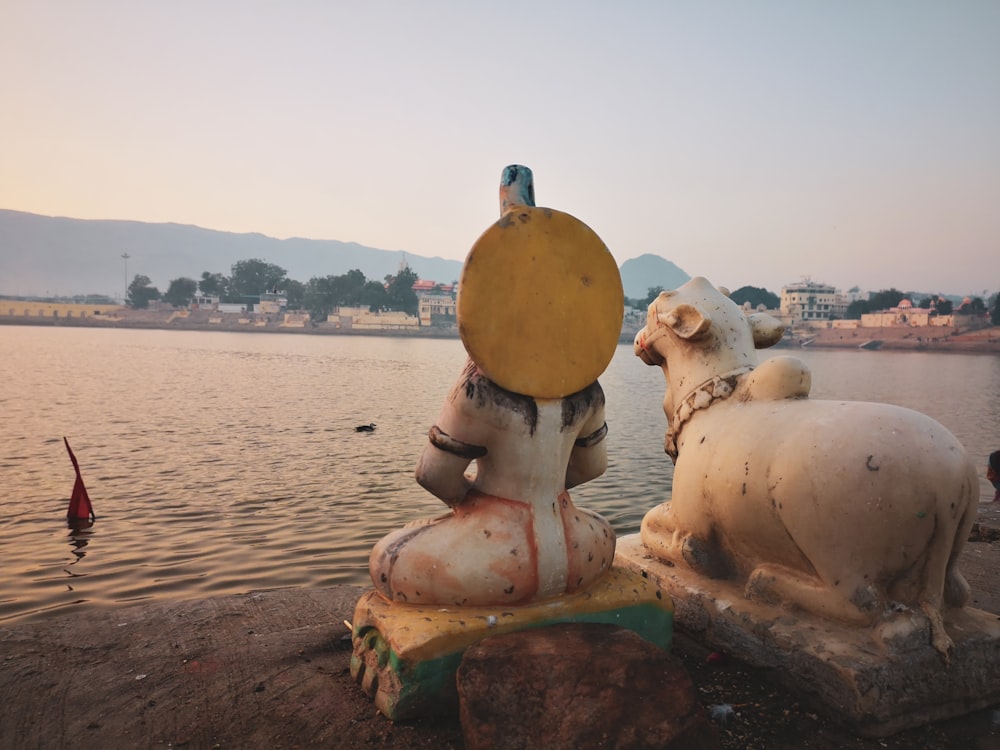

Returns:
350,565,673,720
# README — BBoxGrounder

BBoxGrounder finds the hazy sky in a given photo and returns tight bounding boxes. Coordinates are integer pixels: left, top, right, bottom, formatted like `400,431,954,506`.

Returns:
2,1,998,295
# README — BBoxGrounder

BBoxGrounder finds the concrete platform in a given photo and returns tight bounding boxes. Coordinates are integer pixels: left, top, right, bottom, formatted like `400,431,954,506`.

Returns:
2,525,1000,749
0,587,462,749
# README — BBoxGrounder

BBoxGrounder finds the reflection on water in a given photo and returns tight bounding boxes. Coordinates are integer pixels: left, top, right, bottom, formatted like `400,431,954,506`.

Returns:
65,522,93,596
0,326,997,625
67,521,94,563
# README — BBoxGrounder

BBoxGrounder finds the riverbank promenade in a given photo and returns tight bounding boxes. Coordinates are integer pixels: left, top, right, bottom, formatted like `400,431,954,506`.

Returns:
2,306,999,353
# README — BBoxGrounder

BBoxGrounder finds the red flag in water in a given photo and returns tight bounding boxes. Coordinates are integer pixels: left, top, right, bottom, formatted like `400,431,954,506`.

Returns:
64,437,95,522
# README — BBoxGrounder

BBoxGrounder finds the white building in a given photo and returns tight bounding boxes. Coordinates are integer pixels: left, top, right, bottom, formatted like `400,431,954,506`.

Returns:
328,306,419,330
780,278,837,323
190,295,220,310
417,293,457,327
257,291,288,315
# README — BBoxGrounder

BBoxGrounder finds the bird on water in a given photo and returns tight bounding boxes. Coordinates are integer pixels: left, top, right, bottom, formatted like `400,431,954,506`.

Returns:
355,423,376,432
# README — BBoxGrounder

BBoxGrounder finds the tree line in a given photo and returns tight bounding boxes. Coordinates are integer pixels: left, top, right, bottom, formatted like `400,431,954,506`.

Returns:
632,284,1000,325
630,285,781,311
127,259,425,320
131,265,1000,327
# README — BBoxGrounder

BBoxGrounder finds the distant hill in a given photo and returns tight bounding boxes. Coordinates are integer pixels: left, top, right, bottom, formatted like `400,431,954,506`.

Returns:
0,210,695,302
0,209,466,298
618,254,691,301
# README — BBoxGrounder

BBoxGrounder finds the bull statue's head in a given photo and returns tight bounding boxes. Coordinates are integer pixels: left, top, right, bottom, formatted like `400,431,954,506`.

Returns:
634,277,785,413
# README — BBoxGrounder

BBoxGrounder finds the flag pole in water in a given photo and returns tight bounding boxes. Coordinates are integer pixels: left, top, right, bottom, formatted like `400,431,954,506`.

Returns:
64,437,96,522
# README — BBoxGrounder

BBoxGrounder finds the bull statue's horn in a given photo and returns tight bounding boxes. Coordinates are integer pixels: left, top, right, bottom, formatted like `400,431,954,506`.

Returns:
748,312,786,349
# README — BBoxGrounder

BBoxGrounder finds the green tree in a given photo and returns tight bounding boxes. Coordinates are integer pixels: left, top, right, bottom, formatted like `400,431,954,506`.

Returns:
918,295,953,314
360,280,389,311
991,292,1000,325
163,277,197,308
845,288,908,319
957,297,986,315
283,279,306,310
336,269,368,306
229,259,287,299
303,269,374,320
844,300,868,319
384,265,419,314
642,287,664,307
127,275,161,309
304,276,337,322
729,285,779,310
867,289,907,311
198,271,228,298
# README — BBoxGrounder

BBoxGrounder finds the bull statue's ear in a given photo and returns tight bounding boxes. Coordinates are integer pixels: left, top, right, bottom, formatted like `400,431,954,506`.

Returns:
748,312,785,349
660,303,711,340
717,286,731,297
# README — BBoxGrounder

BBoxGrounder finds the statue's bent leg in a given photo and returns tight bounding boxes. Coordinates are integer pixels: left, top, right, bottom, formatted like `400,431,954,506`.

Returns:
368,493,540,607
557,492,616,592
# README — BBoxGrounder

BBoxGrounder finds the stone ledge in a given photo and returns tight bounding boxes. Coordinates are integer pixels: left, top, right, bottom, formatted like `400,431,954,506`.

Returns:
971,503,1000,542
615,533,1000,738
350,566,673,721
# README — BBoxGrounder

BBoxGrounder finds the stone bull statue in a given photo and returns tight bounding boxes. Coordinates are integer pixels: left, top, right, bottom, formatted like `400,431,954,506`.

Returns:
634,277,978,656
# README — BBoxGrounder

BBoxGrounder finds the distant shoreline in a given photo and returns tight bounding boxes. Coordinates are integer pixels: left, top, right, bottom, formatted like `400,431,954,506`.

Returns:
777,325,1000,355
0,312,464,340
2,313,998,353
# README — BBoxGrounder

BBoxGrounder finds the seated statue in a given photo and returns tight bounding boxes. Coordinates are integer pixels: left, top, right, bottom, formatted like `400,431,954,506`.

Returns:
369,360,615,606
368,164,624,608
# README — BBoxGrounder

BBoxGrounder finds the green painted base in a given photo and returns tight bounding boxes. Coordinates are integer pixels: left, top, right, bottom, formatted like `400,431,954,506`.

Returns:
349,565,673,721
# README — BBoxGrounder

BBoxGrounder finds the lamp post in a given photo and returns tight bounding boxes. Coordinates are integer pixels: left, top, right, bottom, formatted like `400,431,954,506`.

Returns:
121,253,130,305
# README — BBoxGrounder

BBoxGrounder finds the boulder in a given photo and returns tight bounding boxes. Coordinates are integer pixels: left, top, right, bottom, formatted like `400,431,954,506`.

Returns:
457,623,716,750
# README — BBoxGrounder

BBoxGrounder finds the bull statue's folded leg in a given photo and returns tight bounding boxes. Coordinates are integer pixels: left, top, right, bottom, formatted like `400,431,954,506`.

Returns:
641,503,732,579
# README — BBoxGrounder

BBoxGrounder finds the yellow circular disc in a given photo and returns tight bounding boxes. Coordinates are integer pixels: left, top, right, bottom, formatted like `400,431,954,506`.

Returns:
457,206,624,398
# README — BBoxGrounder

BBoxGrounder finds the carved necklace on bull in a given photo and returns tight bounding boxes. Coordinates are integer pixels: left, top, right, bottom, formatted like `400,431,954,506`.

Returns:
637,325,754,460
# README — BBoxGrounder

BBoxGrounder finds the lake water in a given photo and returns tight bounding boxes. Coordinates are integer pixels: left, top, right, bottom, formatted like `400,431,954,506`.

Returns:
2,326,998,625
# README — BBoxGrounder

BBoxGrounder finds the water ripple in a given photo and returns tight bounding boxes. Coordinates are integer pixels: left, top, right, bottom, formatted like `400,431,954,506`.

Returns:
2,327,996,625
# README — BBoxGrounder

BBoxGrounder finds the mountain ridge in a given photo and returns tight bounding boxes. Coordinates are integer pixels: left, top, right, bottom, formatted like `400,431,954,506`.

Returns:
0,209,689,301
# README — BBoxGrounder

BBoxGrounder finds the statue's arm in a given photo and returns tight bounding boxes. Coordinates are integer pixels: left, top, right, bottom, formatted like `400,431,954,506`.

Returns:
565,402,608,490
414,370,490,506
414,421,487,506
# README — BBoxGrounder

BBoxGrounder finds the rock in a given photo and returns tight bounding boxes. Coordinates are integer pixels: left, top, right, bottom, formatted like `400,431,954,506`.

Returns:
456,623,716,750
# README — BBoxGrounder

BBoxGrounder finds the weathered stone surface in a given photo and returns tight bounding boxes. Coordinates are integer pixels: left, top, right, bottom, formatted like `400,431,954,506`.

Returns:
456,622,716,750
617,533,1000,737
351,566,672,721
